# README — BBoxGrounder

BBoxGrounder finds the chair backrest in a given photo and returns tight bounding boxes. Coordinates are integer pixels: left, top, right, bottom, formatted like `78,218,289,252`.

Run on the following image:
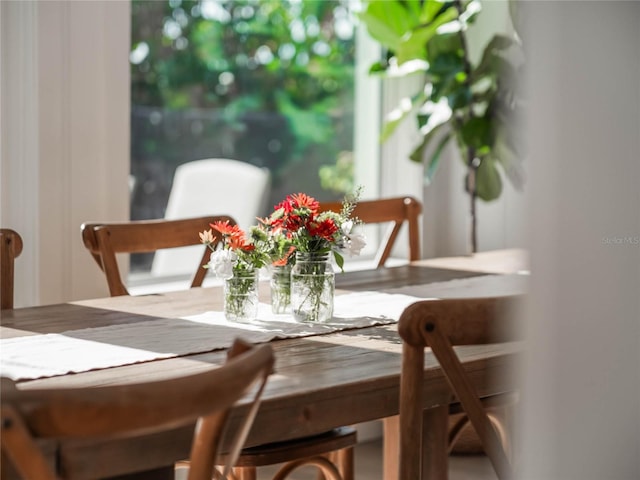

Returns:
0,338,274,480
152,159,271,277
397,296,523,480
0,229,24,310
81,215,233,296
318,196,422,267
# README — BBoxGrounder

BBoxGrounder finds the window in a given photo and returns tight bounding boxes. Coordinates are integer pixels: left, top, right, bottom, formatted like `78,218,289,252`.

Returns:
130,0,377,279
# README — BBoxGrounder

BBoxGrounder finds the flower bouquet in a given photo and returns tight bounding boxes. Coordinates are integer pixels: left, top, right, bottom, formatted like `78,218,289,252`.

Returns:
254,227,295,315
260,190,366,322
200,221,269,322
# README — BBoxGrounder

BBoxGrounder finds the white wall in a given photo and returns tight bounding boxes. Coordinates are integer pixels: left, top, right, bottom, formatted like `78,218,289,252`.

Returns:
520,2,640,478
1,1,130,306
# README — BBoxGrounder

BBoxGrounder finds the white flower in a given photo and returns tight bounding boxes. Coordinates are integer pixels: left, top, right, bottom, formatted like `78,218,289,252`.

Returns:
208,249,237,279
341,220,354,235
342,232,366,257
338,220,366,256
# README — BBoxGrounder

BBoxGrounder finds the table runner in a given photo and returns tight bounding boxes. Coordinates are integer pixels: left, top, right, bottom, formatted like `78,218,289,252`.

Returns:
384,273,529,298
0,291,421,381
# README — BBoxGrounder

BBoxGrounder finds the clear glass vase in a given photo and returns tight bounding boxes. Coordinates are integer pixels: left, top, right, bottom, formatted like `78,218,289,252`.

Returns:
270,264,292,314
223,270,259,322
291,252,334,323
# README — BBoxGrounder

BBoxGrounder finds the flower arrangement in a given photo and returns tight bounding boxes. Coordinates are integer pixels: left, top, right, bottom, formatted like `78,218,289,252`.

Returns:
198,190,366,322
259,189,366,269
200,220,270,277
246,225,295,313
259,189,366,322
200,221,269,320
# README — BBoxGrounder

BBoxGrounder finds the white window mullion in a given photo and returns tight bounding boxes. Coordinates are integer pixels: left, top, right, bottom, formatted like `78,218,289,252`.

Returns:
0,0,40,306
353,25,382,200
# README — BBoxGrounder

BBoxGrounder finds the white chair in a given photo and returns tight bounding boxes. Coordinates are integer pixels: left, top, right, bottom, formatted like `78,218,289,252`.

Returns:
152,159,271,278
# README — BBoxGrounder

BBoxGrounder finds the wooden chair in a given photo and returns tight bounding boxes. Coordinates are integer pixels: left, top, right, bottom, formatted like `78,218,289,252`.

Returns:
319,196,423,476
397,296,523,480
81,215,234,296
1,338,274,480
81,217,357,480
0,229,23,310
318,196,422,267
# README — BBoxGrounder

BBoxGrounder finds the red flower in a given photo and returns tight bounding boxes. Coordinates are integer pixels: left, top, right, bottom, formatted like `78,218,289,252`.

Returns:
266,193,320,233
307,218,338,241
289,193,319,212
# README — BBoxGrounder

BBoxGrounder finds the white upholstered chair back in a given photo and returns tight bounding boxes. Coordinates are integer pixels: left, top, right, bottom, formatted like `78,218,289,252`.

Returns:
151,159,271,278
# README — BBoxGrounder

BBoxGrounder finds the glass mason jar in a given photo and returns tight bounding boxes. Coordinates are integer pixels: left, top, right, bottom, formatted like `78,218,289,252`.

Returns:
291,252,335,323
223,269,259,322
270,264,292,314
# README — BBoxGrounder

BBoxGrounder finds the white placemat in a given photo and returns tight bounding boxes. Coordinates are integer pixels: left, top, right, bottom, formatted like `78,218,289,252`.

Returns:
0,291,421,381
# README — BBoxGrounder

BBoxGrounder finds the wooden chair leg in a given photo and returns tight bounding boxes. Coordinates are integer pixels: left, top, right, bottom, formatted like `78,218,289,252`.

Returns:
383,415,400,480
320,447,354,480
422,405,449,480
232,466,257,480
272,457,342,480
448,416,471,454
336,447,354,480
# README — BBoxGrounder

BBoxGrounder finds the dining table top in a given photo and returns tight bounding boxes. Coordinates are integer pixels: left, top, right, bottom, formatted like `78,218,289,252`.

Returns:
0,248,528,480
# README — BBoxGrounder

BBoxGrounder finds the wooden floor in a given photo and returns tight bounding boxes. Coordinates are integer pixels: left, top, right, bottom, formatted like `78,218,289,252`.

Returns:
255,438,497,480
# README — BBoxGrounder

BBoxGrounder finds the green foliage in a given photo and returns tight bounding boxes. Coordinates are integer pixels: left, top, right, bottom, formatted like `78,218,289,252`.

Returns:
359,0,526,203
130,0,357,222
319,151,354,195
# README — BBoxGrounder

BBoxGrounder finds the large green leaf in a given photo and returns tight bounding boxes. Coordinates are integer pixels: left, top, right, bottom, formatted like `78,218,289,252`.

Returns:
409,116,451,162
493,125,525,191
447,84,473,110
411,128,452,185
381,89,429,142
420,0,450,23
404,0,424,19
475,156,503,201
430,74,457,102
474,34,515,78
460,116,492,151
368,61,389,75
359,1,419,52
428,52,465,77
396,5,459,65
426,32,463,61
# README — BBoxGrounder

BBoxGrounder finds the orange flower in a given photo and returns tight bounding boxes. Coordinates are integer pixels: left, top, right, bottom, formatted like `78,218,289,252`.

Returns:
272,246,295,266
211,220,252,251
210,220,241,236
289,192,319,212
228,234,255,251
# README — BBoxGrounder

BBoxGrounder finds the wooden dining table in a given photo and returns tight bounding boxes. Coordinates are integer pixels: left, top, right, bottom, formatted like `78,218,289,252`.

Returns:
0,249,527,480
